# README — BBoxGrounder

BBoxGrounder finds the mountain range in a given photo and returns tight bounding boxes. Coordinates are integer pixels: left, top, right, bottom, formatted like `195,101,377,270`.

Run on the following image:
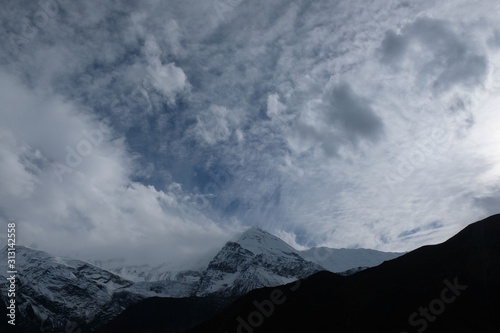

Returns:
3,215,499,333
0,226,401,332
186,214,500,333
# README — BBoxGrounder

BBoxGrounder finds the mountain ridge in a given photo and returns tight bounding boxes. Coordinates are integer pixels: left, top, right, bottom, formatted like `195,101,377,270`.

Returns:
0,225,404,332
186,214,500,333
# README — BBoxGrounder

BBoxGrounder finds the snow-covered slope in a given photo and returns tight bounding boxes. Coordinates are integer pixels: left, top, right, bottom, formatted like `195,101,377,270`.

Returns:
299,247,403,272
90,254,211,283
0,246,194,333
91,260,204,284
194,227,325,296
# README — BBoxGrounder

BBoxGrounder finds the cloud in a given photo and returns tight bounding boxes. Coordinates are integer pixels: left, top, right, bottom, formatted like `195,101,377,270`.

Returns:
0,0,500,263
266,93,286,119
324,82,385,144
0,131,38,199
143,36,189,104
474,186,500,216
290,81,384,157
0,71,240,266
191,104,243,145
379,30,409,65
398,220,444,239
379,17,489,93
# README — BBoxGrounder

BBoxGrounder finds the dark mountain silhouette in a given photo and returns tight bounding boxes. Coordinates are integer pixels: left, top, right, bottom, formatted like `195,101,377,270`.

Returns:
95,214,499,333
187,213,500,333
94,296,234,333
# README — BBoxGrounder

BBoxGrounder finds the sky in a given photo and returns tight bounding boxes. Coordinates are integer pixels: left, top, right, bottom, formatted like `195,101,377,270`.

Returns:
0,0,499,266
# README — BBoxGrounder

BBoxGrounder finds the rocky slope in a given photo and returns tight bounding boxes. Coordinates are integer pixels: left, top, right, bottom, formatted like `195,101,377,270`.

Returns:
194,227,325,297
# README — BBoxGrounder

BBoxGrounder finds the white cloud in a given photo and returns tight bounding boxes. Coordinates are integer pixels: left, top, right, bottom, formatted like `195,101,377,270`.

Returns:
0,130,38,199
0,71,240,266
274,229,308,251
144,36,189,104
266,93,286,119
1,0,500,264
192,104,243,145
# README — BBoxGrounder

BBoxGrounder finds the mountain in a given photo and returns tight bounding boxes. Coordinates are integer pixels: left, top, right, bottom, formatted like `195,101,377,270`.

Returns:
94,227,404,333
89,254,213,283
193,227,325,297
93,228,402,286
0,246,128,333
93,226,323,333
188,214,500,333
0,246,194,333
1,226,404,332
94,296,234,333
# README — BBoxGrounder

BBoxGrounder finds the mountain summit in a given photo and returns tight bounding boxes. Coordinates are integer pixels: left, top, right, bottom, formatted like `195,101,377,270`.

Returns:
235,226,298,255
194,226,324,297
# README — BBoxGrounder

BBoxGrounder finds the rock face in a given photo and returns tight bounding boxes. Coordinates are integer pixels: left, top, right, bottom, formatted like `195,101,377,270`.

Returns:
194,228,325,296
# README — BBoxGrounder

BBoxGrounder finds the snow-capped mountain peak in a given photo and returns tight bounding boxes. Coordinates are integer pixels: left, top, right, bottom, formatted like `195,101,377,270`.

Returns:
236,226,299,256
194,227,324,296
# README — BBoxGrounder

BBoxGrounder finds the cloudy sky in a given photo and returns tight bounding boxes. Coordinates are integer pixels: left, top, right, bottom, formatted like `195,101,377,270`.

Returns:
0,0,499,266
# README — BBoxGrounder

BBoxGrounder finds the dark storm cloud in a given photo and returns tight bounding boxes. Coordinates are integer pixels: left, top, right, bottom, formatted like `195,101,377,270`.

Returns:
380,17,488,93
299,81,385,157
380,30,409,65
325,82,385,144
